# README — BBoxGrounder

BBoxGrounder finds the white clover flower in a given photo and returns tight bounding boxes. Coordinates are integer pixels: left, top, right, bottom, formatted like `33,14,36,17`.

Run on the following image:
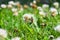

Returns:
50,7,58,16
23,14,36,23
13,12,18,16
59,12,60,14
39,11,46,17
7,4,13,8
23,13,37,26
0,29,7,38
20,7,23,11
54,25,60,32
8,1,15,5
30,2,33,6
42,4,49,9
55,37,60,40
37,6,43,11
33,0,36,4
50,8,57,13
23,14,34,21
53,2,59,8
14,1,20,5
11,8,18,12
19,7,24,13
20,7,24,11
11,37,20,40
1,4,6,8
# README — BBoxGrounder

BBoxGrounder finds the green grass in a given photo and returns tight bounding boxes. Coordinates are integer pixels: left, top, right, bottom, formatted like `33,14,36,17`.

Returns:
0,7,60,40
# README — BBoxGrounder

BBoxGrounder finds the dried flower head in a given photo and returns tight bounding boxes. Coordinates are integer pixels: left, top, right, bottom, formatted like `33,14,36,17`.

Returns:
15,2,21,8
24,5,28,9
31,4,37,9
23,13,37,24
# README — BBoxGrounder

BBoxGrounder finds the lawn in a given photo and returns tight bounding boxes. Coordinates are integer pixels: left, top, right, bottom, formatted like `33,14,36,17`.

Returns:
0,1,60,40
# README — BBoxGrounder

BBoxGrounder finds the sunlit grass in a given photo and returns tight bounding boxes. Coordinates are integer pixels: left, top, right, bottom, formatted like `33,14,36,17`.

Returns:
0,1,60,40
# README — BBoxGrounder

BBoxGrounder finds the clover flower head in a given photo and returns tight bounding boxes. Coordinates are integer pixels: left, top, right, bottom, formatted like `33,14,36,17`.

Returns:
13,12,18,16
56,37,60,40
15,1,20,5
42,4,49,8
39,11,46,17
11,37,20,40
1,4,6,8
30,2,33,6
33,0,36,4
23,13,36,23
0,29,7,38
53,2,59,8
37,7,43,11
50,7,58,16
7,4,13,8
8,1,15,5
54,25,60,32
11,8,18,12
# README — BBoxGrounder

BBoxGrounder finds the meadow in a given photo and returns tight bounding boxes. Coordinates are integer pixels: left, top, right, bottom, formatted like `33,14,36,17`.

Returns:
0,1,60,40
